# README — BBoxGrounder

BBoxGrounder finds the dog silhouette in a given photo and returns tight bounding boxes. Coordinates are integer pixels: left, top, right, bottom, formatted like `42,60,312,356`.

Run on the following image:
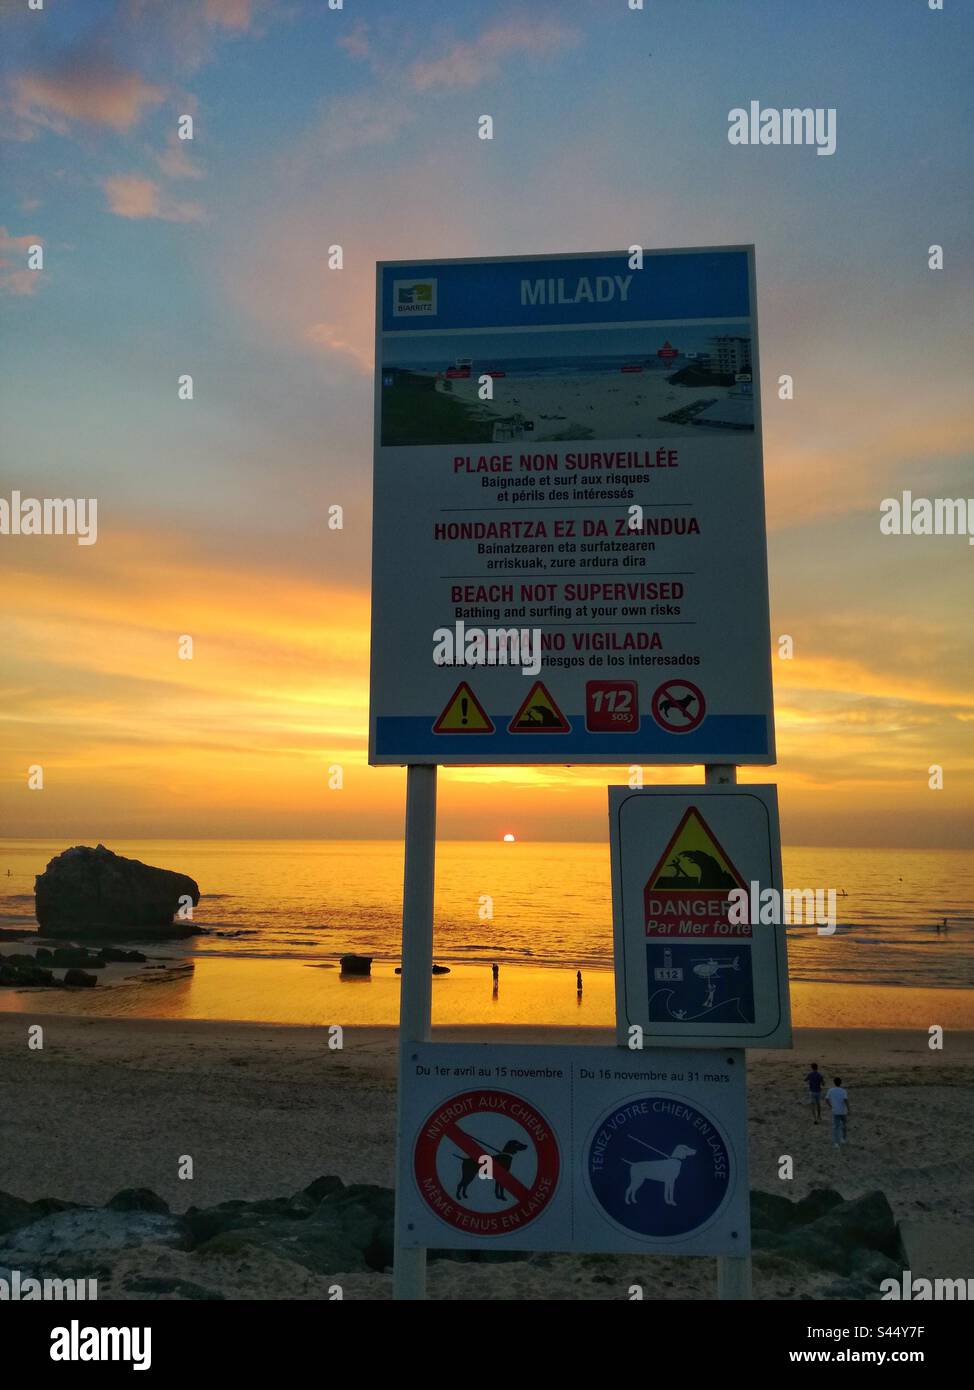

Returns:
455,1139,528,1201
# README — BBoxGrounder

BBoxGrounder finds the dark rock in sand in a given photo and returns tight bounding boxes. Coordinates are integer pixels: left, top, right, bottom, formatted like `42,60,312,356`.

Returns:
0,1208,181,1260
34,948,54,964
755,1189,901,1277
0,1191,35,1237
339,954,372,976
106,1189,170,1216
62,968,98,988
52,946,105,968
195,1183,394,1276
0,958,57,987
29,1198,84,1221
98,946,147,963
751,1186,844,1236
34,844,200,939
302,1176,344,1204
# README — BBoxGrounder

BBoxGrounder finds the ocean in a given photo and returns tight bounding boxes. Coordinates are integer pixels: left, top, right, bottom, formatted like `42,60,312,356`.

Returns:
2,839,972,992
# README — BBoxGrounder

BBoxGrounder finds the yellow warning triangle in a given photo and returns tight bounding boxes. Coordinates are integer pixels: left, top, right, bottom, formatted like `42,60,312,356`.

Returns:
508,680,570,733
647,807,746,891
433,682,494,734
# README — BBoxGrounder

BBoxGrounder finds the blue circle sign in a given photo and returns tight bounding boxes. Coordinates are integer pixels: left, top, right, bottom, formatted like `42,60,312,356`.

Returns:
585,1095,732,1239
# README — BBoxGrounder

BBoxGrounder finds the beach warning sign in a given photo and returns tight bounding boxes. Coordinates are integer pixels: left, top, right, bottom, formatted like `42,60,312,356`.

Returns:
609,785,792,1049
644,806,748,937
433,682,494,734
508,681,569,733
369,246,775,766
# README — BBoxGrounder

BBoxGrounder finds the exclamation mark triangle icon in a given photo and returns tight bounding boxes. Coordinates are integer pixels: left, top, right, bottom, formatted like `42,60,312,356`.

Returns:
432,682,494,734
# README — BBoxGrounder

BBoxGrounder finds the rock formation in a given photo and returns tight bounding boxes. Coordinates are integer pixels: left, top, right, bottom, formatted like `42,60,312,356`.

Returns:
34,844,200,939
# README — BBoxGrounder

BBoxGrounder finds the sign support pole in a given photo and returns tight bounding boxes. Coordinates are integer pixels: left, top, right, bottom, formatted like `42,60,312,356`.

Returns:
393,763,437,1301
705,762,753,1300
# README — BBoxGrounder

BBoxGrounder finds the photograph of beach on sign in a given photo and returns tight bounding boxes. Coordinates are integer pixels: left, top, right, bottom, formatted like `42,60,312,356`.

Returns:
380,323,755,446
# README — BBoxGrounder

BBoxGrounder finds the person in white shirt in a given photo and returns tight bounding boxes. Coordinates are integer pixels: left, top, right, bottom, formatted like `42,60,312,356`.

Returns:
825,1076,849,1147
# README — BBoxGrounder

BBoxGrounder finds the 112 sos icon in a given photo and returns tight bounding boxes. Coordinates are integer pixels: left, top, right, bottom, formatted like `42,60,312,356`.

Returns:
585,680,639,733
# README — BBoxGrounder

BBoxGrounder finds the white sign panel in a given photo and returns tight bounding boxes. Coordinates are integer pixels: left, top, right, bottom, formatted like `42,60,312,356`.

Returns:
370,247,774,765
399,1043,748,1257
610,785,792,1050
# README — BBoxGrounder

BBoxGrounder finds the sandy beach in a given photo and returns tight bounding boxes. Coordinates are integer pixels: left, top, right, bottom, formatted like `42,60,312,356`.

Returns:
429,369,750,443
2,1010,971,1299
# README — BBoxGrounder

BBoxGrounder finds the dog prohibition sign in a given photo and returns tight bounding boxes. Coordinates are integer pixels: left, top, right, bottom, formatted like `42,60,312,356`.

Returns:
412,1089,560,1237
651,678,706,733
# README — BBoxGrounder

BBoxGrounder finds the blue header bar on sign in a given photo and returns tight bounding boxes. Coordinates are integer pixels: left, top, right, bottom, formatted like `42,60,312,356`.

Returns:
380,249,751,333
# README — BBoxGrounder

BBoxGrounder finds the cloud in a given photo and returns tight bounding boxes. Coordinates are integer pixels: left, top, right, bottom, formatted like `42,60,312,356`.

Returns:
305,322,373,374
314,92,417,158
204,0,255,31
102,174,206,222
408,19,579,93
10,56,165,134
0,226,41,296
157,133,205,180
338,23,372,62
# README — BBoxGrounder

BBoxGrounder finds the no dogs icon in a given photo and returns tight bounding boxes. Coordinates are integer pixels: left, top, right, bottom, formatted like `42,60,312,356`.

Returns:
584,1095,732,1240
413,1089,560,1237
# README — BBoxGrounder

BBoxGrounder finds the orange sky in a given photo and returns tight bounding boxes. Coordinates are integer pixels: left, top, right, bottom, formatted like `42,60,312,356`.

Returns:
2,1,972,848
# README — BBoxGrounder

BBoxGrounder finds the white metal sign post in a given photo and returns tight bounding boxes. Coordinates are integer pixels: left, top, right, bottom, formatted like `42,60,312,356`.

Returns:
392,764,437,1299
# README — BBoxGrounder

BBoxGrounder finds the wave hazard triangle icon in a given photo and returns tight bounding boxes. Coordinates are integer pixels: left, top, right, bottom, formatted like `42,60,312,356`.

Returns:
508,681,570,733
433,682,494,734
643,806,748,936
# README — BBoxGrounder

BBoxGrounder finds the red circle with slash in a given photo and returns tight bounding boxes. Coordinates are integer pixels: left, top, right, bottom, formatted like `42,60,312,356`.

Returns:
651,679,706,733
413,1089,560,1235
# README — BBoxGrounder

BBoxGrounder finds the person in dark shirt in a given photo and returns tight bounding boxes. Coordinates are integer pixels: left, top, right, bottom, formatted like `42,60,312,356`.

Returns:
805,1061,824,1123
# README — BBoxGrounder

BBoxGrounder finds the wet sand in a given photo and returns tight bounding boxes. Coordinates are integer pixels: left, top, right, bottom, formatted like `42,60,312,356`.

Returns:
2,956,971,1030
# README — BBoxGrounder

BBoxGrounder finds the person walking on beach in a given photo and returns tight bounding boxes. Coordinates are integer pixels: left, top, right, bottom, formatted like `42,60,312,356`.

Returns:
825,1075,850,1148
805,1062,824,1123
576,969,583,993
491,962,499,985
